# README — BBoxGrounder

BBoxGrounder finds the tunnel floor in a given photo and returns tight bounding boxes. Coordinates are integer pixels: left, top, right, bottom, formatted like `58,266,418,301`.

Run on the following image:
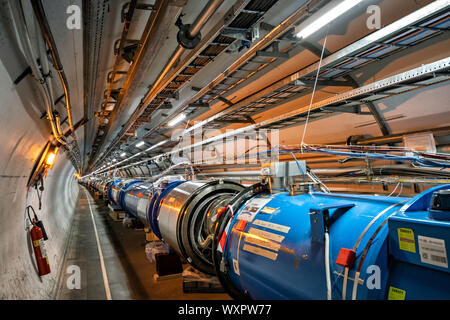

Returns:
55,187,231,300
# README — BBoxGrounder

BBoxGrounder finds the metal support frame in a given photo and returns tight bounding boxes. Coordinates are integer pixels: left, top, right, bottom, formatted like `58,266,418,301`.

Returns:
113,57,449,171
91,0,262,169
179,2,450,136
88,1,450,173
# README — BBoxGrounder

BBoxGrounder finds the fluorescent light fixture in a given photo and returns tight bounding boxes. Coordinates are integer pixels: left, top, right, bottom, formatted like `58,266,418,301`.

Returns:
112,159,117,162
146,140,167,152
296,0,364,39
168,113,186,127
120,152,126,157
136,141,145,148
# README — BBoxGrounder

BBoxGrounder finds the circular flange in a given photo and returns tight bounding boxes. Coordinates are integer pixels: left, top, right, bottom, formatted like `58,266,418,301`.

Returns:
174,180,244,274
177,24,201,49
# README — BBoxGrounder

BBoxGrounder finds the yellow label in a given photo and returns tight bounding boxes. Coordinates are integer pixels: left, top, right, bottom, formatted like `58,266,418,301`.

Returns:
33,240,39,247
397,228,416,253
388,286,406,300
260,207,277,214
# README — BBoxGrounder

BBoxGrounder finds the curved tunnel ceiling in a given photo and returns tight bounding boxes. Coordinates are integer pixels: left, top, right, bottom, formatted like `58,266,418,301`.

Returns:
0,0,449,301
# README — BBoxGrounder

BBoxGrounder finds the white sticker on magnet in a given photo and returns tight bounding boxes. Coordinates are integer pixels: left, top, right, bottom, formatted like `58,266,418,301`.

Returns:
237,197,273,222
252,219,291,234
418,235,448,269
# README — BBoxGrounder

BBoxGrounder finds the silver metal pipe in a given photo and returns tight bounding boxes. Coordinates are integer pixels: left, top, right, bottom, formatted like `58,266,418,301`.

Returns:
158,181,206,254
188,0,223,37
8,0,67,145
92,0,226,169
8,0,42,82
31,0,75,133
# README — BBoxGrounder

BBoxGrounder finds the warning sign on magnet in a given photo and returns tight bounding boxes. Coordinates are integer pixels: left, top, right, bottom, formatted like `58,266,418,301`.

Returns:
397,228,416,253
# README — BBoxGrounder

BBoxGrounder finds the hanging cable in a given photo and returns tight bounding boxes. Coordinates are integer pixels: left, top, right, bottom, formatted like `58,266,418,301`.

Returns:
324,231,332,300
300,26,330,152
36,183,43,210
395,183,403,197
387,182,400,197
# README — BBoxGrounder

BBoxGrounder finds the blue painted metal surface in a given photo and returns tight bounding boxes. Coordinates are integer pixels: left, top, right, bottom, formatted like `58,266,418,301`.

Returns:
387,185,450,299
222,186,450,300
117,180,143,212
107,179,122,205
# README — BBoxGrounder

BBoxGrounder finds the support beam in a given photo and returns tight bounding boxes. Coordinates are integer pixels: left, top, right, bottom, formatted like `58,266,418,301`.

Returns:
217,96,234,106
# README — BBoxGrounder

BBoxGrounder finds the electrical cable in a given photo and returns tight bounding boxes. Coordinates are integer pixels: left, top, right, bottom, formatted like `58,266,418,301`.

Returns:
291,152,306,183
341,199,408,300
395,183,403,197
387,182,400,197
36,186,43,210
300,26,330,152
8,0,67,145
31,0,74,132
325,231,332,300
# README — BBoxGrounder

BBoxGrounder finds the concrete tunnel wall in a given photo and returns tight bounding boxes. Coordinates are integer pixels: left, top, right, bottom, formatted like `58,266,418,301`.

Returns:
0,59,79,299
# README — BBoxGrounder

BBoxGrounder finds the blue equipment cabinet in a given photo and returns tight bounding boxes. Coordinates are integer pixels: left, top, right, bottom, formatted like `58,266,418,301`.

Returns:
387,185,450,299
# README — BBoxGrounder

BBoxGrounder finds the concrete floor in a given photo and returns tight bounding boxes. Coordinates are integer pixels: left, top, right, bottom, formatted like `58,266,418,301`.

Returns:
56,187,231,300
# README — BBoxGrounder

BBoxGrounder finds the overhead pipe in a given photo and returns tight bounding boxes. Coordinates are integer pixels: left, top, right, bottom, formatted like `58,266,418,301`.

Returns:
88,0,187,170
141,0,224,108
147,0,325,137
30,0,75,133
354,126,450,145
102,0,138,108
8,0,67,145
179,0,447,135
34,13,55,110
188,0,223,38
92,0,226,169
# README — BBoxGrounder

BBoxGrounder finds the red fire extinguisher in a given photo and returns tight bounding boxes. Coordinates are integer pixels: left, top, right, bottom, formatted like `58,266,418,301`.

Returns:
30,223,51,276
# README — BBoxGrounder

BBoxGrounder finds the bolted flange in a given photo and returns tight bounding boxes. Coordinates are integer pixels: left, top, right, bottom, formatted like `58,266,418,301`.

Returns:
177,24,201,49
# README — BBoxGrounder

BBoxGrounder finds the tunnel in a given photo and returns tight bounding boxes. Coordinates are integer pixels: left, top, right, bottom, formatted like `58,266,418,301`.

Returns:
0,0,449,310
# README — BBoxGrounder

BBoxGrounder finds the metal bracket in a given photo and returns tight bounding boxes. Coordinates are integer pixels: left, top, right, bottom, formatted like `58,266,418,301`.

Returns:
159,102,173,110
309,203,355,243
107,71,127,84
321,105,361,114
176,16,201,49
121,2,154,23
158,92,179,100
114,39,139,56
256,42,288,59
217,96,234,106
